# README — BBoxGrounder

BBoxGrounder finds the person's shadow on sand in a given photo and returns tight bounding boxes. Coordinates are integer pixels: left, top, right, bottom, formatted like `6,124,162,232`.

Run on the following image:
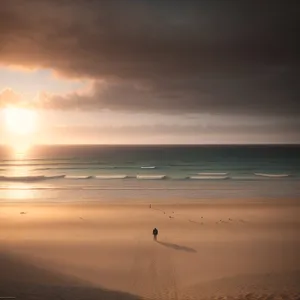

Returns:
156,241,197,253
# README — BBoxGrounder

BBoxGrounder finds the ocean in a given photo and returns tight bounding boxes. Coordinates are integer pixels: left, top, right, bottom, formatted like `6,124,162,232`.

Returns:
0,145,299,202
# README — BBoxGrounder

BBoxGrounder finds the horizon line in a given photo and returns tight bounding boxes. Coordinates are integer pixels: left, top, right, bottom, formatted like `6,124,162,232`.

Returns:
1,143,300,147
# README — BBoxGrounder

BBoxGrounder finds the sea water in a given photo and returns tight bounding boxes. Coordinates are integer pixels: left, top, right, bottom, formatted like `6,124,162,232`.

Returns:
0,145,299,202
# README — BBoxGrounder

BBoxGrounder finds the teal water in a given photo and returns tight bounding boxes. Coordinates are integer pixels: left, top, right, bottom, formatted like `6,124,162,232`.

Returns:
0,145,299,202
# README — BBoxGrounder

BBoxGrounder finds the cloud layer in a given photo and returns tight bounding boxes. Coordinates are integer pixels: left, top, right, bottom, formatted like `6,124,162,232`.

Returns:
0,0,299,115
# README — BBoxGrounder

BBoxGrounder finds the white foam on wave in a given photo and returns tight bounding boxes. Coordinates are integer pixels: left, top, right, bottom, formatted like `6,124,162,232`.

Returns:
65,175,92,179
34,166,115,171
137,175,166,180
0,175,65,182
254,173,290,178
141,166,156,169
231,176,258,180
189,175,229,180
45,175,65,179
197,172,228,176
0,175,44,182
95,175,128,179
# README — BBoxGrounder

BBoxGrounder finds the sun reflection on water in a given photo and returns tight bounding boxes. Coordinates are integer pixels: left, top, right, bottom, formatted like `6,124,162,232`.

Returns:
2,144,38,200
10,142,32,161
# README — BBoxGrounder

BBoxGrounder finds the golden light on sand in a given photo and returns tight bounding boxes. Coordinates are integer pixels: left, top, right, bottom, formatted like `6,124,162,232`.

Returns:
4,107,37,135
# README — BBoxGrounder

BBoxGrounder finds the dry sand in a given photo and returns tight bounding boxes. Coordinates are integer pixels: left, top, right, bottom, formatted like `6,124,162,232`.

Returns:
0,200,300,299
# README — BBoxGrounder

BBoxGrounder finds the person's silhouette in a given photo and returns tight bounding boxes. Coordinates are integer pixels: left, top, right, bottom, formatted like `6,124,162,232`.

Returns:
153,227,158,241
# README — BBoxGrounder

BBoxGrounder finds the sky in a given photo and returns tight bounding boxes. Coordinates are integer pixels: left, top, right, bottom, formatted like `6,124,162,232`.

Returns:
0,0,299,145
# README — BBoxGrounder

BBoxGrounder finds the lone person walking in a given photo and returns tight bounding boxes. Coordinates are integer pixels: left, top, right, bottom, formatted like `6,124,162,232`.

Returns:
153,227,158,241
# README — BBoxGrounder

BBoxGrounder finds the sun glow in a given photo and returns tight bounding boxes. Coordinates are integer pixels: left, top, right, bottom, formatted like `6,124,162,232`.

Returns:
2,107,38,155
4,107,37,135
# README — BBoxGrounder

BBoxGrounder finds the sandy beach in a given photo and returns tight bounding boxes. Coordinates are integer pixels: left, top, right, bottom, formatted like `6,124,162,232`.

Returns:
1,200,300,300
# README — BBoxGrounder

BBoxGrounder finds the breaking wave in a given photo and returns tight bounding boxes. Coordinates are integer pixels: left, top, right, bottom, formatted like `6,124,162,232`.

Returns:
189,175,229,180
0,175,65,182
197,172,228,176
94,175,128,179
65,175,92,179
0,172,295,182
141,166,156,169
254,173,290,178
34,166,115,171
136,175,166,180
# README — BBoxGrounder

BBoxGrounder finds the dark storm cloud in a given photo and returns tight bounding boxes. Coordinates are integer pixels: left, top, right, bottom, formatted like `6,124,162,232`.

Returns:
0,0,299,114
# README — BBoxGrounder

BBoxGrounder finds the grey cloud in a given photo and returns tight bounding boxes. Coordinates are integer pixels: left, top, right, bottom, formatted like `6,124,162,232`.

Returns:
42,121,299,144
0,0,299,114
39,70,299,115
65,122,300,135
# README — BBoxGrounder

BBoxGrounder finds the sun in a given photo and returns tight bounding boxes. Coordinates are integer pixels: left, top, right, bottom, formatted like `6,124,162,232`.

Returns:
3,107,37,135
